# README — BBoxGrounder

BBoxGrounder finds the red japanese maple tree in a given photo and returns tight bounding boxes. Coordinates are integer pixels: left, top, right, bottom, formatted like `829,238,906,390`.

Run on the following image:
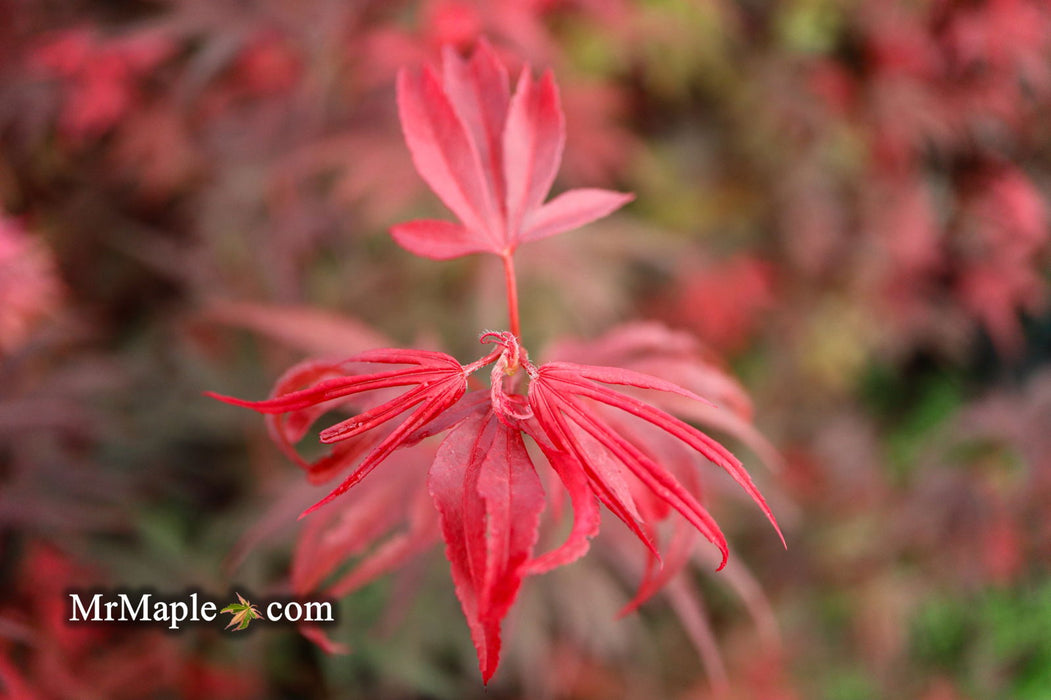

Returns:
209,39,782,683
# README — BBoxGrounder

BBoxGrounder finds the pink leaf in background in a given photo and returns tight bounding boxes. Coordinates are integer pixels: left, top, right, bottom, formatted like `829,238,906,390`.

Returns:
547,323,788,476
395,39,632,259
0,215,63,356
32,28,175,142
201,300,390,357
291,450,440,600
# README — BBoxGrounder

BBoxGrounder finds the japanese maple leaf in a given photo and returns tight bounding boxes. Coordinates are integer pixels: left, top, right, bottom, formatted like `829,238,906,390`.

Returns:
391,38,633,260
221,593,262,631
207,347,481,517
523,358,783,574
212,331,781,682
208,39,782,685
429,405,545,682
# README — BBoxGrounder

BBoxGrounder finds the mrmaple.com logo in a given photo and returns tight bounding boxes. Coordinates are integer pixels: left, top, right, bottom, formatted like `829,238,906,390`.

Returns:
67,590,335,631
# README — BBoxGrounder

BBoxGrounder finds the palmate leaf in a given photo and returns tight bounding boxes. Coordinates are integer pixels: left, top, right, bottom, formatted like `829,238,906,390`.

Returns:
206,38,783,691
206,348,470,518
210,284,790,690
547,323,787,473
211,328,783,682
392,39,632,260
220,593,261,631
527,360,785,571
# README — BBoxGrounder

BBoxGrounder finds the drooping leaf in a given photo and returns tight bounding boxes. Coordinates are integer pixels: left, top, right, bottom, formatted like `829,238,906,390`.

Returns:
528,382,661,561
428,409,545,683
207,349,469,517
532,363,785,553
526,359,785,569
521,432,601,575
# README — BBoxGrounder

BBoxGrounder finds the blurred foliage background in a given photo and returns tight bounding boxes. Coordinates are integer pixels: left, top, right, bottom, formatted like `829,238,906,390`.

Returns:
1,0,1049,698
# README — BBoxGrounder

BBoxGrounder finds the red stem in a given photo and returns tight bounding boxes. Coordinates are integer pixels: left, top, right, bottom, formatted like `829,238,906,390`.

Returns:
501,252,521,339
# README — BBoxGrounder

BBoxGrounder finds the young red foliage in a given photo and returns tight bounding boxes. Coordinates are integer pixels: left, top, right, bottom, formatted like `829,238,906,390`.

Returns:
391,39,633,260
206,348,481,518
210,39,781,684
430,407,545,682
212,330,782,681
524,359,784,572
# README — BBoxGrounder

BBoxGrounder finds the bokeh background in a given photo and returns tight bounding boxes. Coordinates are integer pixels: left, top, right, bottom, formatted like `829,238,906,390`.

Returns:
2,0,1050,698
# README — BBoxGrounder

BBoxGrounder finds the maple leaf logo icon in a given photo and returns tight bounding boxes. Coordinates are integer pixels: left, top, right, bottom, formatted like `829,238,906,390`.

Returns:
220,593,262,631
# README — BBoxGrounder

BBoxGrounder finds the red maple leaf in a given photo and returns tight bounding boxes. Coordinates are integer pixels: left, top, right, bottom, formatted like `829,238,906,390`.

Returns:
207,346,492,517
211,331,782,682
210,39,781,684
390,38,633,261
